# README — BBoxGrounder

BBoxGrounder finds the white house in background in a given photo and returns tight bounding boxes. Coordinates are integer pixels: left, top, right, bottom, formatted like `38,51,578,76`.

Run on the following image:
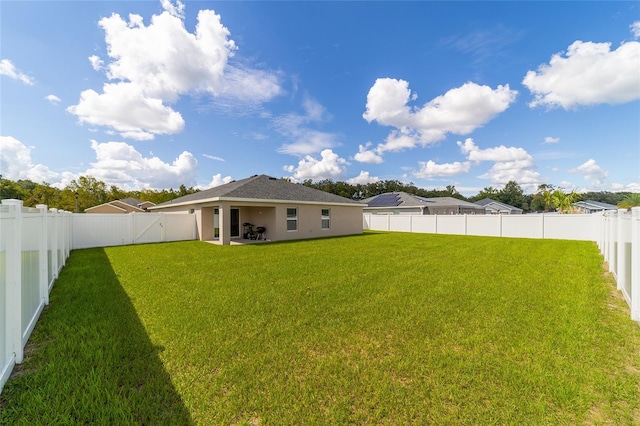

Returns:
474,198,523,215
572,200,618,214
362,192,485,215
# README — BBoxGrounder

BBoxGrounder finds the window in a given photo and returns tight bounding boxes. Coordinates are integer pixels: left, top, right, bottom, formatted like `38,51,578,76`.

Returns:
286,207,298,231
321,208,330,229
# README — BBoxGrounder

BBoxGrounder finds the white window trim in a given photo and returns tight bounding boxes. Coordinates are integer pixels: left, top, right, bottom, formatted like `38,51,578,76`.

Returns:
321,208,330,230
286,207,298,232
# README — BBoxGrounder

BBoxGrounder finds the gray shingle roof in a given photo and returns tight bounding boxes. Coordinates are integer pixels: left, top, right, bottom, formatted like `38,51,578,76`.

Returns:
119,197,150,208
474,198,523,212
362,192,484,210
154,175,362,207
573,200,618,210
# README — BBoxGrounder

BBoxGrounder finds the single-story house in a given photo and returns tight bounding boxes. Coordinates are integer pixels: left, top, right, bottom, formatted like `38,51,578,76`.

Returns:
474,198,523,214
362,192,485,215
148,174,364,245
572,200,618,214
85,197,156,214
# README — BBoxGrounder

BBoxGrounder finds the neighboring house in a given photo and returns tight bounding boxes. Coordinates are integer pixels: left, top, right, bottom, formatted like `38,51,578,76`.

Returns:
572,200,618,214
362,192,485,215
474,198,523,214
85,197,156,214
148,174,363,245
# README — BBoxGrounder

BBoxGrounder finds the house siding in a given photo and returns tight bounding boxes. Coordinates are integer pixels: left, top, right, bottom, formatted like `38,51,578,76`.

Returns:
153,201,362,243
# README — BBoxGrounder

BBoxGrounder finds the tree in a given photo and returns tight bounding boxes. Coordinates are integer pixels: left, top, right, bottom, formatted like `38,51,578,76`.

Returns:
66,176,109,212
549,189,580,214
618,193,640,209
469,186,499,202
0,175,26,200
24,182,60,207
497,181,525,209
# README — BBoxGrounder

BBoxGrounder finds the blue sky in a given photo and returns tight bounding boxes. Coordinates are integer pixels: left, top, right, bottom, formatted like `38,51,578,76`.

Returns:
1,1,639,195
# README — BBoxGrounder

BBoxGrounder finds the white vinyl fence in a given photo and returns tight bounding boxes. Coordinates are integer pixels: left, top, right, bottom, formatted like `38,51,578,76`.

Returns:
364,210,640,323
363,212,599,240
72,211,197,249
598,209,640,323
1,202,196,394
1,200,72,394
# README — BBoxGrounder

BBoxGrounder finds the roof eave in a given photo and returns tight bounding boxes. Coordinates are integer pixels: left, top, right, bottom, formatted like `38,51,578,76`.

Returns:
149,196,363,210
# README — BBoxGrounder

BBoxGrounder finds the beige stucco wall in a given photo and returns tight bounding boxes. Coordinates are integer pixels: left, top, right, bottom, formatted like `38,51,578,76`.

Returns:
270,204,363,242
152,201,363,243
86,204,127,214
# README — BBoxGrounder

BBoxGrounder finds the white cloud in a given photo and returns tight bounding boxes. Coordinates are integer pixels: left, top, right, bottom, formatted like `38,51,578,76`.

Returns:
88,55,104,71
631,21,640,39
203,173,232,189
523,39,640,109
413,160,471,179
569,159,608,188
45,94,61,105
203,154,225,161
0,59,34,85
0,136,60,183
625,181,640,192
457,138,541,190
68,83,185,140
276,97,338,155
284,149,348,181
346,171,380,185
161,0,185,19
543,136,559,144
0,135,204,190
85,140,199,189
362,78,517,155
68,2,282,140
354,143,383,164
278,130,337,156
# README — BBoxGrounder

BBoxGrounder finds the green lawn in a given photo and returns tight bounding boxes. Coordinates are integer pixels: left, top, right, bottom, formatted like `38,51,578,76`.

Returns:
2,232,639,425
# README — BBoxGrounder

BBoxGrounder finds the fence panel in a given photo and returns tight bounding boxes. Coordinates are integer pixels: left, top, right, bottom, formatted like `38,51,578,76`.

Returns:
132,213,163,244
543,214,597,241
631,208,640,321
411,216,437,234
0,200,72,395
467,215,501,237
617,210,633,304
72,214,132,249
0,204,13,393
20,208,45,347
72,212,196,249
436,216,466,235
368,214,391,231
389,215,412,232
164,212,197,241
502,215,544,238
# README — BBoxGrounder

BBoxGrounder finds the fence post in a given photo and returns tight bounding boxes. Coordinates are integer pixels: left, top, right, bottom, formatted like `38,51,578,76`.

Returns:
608,211,617,279
36,205,49,305
631,207,640,322
617,209,627,291
2,200,23,364
160,213,166,242
49,209,59,280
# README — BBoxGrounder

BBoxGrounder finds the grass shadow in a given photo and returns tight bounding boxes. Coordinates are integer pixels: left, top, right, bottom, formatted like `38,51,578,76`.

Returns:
0,248,193,424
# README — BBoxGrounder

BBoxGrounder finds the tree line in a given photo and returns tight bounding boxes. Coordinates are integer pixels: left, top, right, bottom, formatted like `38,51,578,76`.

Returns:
0,175,199,212
1,174,637,213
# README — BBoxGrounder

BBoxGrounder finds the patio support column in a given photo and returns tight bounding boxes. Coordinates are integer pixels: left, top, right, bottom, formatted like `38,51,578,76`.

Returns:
219,202,231,245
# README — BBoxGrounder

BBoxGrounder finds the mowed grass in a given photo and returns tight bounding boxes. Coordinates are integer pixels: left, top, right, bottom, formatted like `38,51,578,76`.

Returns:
1,232,640,424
